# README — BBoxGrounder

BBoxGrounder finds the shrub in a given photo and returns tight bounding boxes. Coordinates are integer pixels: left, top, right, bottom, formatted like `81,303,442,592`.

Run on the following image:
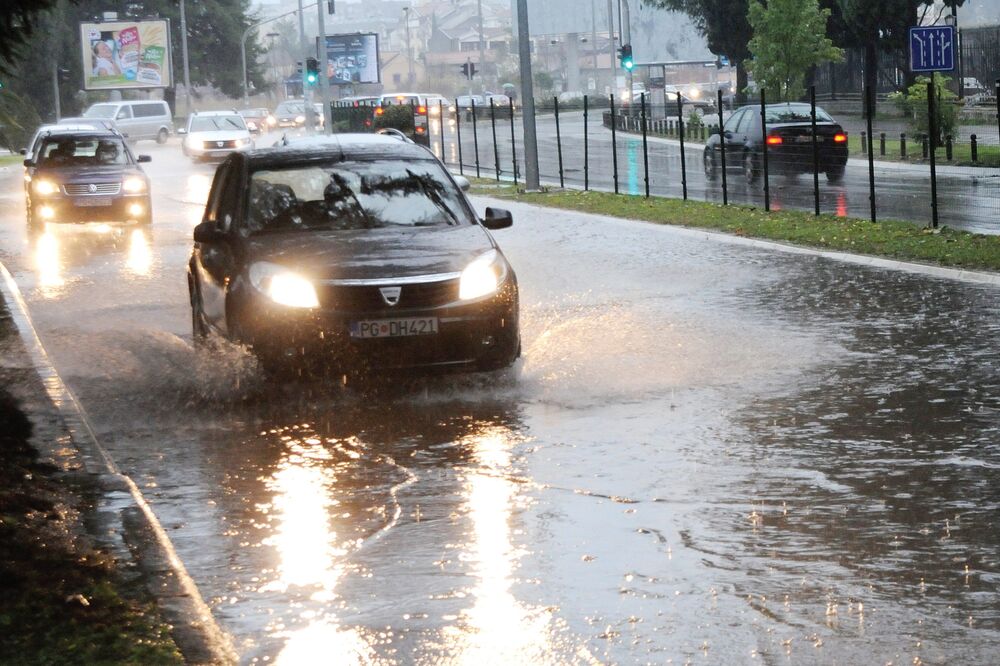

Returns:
889,73,958,145
373,104,414,133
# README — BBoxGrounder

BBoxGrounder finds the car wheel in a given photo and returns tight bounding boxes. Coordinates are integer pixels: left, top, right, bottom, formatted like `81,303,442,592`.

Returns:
704,149,717,180
744,151,759,185
826,166,846,183
156,128,169,144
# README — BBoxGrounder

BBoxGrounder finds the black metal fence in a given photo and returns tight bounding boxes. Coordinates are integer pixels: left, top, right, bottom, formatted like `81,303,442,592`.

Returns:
413,88,1000,235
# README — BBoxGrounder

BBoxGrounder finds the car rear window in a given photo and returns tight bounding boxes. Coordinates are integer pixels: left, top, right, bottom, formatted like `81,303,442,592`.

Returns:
245,160,470,234
765,105,833,123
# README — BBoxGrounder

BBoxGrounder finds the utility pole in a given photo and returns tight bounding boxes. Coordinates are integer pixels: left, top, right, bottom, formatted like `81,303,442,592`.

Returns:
477,0,486,91
180,0,191,116
591,0,599,90
606,0,616,95
52,62,61,121
403,8,414,86
297,0,315,130
515,0,539,189
316,0,332,132
620,0,632,99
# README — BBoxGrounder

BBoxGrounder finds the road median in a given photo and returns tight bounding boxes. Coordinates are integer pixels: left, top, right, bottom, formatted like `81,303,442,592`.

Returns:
470,183,1000,274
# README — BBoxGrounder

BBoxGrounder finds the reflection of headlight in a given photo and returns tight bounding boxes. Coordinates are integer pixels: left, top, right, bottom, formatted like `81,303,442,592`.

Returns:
459,250,508,301
249,262,319,308
295,114,305,123
33,179,59,195
122,176,146,193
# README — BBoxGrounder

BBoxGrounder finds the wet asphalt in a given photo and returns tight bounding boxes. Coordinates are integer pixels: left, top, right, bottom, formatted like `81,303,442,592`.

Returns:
0,138,999,664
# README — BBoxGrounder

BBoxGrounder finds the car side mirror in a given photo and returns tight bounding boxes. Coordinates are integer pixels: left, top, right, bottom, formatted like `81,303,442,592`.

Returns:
22,159,34,168
723,130,733,139
177,128,187,135
454,175,471,192
193,220,227,243
137,154,151,163
482,207,513,230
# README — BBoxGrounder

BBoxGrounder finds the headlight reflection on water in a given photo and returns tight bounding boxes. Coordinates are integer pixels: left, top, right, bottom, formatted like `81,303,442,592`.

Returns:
34,228,64,295
125,229,152,276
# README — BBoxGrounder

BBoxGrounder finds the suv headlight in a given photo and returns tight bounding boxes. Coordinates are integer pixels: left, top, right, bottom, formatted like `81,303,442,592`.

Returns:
249,262,319,308
122,176,146,193
459,250,508,301
32,179,59,196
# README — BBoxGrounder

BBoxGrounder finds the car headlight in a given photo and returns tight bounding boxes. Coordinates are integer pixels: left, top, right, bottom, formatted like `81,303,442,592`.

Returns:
249,262,319,308
295,114,305,123
459,250,508,301
32,179,59,196
267,116,277,126
122,176,146,193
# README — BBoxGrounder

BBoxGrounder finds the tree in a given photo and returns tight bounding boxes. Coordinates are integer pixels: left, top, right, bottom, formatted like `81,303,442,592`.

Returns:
644,0,753,102
0,0,65,70
746,0,843,101
888,73,957,145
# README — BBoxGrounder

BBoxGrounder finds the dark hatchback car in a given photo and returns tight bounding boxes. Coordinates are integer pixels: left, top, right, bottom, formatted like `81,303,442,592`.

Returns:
703,103,848,184
188,134,520,375
23,130,152,227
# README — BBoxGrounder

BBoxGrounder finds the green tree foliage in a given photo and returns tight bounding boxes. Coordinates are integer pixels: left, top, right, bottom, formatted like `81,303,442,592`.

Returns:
746,0,843,101
0,0,64,70
888,73,957,145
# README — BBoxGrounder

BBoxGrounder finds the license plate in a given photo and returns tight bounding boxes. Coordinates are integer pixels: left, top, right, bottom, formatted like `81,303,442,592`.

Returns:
350,317,439,339
74,197,112,207
796,136,814,143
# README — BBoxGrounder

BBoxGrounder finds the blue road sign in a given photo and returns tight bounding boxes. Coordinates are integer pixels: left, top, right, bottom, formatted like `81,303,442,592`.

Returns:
909,26,956,73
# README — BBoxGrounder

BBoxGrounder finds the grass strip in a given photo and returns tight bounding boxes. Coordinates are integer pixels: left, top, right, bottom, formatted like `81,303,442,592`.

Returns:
0,154,23,167
470,183,1000,273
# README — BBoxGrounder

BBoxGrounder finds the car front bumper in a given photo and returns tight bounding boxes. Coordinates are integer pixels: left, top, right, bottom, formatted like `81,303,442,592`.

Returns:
30,193,151,223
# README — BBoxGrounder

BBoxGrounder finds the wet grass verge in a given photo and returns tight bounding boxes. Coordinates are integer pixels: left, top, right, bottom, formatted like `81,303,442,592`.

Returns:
0,154,23,167
470,184,1000,273
0,302,182,665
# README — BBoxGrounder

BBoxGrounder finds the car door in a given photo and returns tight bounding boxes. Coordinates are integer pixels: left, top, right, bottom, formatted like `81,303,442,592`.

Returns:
194,161,240,330
719,109,746,164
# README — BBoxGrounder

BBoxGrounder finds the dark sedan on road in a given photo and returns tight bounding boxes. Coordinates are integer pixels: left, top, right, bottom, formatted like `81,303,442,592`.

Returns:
188,134,520,376
23,130,152,227
704,103,848,184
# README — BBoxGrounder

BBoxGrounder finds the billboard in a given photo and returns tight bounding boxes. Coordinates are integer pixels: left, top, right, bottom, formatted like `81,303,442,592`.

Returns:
320,33,380,85
80,20,172,90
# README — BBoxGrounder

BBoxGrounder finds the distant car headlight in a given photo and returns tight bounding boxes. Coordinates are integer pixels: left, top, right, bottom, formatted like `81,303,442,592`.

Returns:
295,114,306,123
688,87,701,99
267,116,277,126
32,179,59,196
459,250,508,301
249,262,319,308
246,121,258,131
122,176,147,193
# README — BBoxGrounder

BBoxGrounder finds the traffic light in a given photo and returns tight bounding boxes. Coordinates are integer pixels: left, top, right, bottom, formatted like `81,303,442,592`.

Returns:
619,44,634,71
460,62,477,80
305,57,319,85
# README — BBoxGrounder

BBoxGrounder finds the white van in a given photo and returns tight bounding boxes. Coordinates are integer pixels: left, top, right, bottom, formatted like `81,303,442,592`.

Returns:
83,100,173,143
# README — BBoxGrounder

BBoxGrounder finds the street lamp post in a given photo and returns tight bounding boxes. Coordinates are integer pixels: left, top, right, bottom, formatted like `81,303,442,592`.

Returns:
403,7,414,86
266,32,280,100
515,0,539,189
179,0,192,116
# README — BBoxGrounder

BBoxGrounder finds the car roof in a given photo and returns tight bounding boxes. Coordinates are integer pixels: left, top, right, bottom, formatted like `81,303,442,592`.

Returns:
242,133,433,168
191,110,243,117
38,129,122,141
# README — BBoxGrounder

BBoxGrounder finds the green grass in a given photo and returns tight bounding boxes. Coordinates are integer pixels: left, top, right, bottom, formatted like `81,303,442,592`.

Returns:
0,154,23,167
848,134,1000,168
470,183,1000,273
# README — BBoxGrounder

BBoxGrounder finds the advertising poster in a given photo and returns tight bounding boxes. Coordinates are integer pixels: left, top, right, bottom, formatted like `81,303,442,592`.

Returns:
80,20,172,89
321,33,380,85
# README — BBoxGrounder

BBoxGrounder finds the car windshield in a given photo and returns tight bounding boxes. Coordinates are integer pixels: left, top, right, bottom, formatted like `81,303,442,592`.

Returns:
245,160,469,235
765,104,833,123
240,109,266,118
190,115,246,132
276,102,304,115
383,96,420,106
38,136,127,166
84,104,117,119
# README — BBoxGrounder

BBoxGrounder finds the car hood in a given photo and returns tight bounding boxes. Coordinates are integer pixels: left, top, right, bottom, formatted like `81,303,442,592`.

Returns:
244,224,497,281
34,164,140,183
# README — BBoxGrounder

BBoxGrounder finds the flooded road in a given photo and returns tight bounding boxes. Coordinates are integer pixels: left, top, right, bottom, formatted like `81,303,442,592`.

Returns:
1,141,999,664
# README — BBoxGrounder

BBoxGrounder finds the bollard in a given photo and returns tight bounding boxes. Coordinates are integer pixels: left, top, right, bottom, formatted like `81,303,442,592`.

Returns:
900,132,907,159
972,134,978,163
880,132,886,156
946,134,953,161
861,131,867,153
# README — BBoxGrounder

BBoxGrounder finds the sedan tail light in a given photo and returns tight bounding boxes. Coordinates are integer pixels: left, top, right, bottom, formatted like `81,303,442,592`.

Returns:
833,133,848,143
417,105,427,115
765,135,783,146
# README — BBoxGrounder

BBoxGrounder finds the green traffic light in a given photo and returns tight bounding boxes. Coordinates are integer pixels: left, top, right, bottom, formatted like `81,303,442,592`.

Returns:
306,73,317,84
623,59,634,71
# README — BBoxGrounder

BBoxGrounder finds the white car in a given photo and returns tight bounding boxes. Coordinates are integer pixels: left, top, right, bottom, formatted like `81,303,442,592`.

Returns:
180,111,253,161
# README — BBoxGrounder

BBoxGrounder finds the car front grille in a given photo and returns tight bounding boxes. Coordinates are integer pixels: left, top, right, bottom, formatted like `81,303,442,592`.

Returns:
317,278,460,312
64,182,121,195
203,140,239,149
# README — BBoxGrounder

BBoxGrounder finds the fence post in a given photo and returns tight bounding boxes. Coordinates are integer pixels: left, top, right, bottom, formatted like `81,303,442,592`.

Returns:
880,132,886,156
996,79,1000,145
611,94,619,194
509,95,518,187
455,98,464,175
945,134,953,161
971,134,978,163
584,95,589,191
718,89,728,206
900,132,906,159
439,100,446,163
865,85,877,223
641,93,650,198
760,89,770,212
676,92,687,200
810,86,820,216
489,98,500,181
554,97,565,188
471,100,481,178
928,78,939,228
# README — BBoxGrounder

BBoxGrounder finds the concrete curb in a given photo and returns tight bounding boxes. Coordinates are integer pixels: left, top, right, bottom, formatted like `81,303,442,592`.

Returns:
0,261,238,665
472,194,1000,288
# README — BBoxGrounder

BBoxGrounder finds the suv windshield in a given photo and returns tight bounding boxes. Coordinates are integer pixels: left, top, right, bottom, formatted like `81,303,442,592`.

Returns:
765,104,833,123
39,136,128,166
245,160,469,234
84,104,117,119
190,115,246,132
276,102,304,115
